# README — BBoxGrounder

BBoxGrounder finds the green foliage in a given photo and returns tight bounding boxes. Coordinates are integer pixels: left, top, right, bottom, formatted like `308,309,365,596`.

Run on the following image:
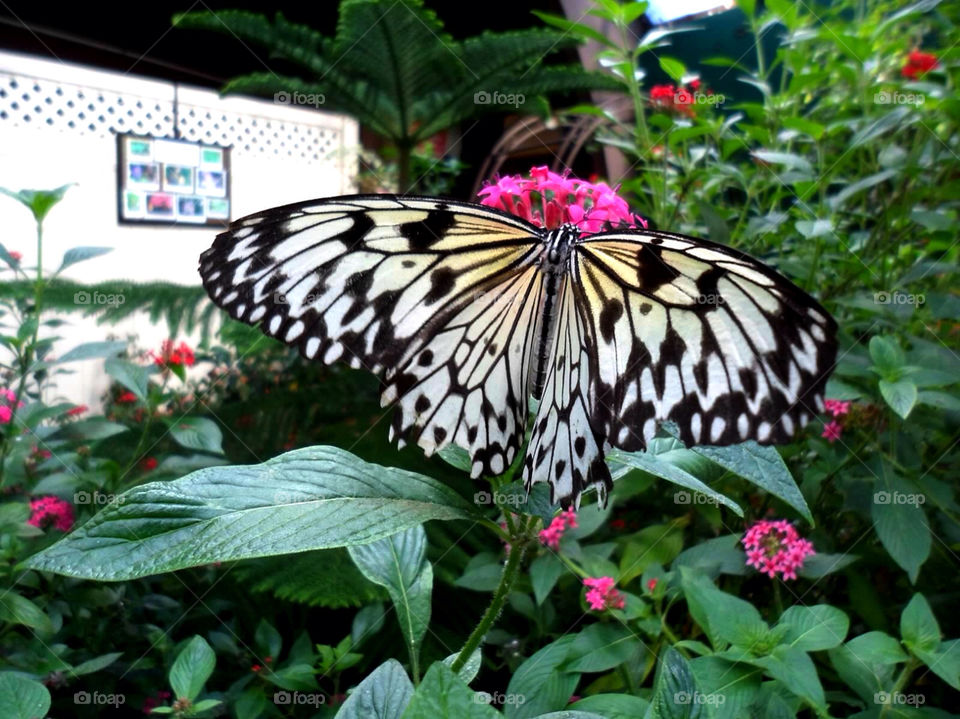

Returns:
173,0,617,191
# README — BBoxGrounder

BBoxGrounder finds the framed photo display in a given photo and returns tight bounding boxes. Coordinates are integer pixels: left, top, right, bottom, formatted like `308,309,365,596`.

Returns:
117,134,231,226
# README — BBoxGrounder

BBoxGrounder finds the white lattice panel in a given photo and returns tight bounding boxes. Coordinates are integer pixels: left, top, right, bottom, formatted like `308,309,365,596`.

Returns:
0,52,351,162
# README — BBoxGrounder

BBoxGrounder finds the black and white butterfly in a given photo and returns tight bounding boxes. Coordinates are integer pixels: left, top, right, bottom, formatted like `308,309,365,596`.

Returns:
199,195,836,507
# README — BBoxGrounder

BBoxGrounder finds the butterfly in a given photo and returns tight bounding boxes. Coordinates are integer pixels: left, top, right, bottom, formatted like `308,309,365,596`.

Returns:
199,195,836,508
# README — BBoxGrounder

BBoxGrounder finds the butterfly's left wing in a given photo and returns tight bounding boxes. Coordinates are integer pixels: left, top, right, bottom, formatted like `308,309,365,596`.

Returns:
199,195,545,476
573,231,837,454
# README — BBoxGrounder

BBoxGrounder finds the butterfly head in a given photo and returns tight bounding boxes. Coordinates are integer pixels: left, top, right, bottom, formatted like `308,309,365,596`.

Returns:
544,223,581,266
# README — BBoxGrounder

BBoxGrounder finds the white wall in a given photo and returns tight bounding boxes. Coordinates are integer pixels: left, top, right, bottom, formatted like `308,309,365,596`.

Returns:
0,50,359,407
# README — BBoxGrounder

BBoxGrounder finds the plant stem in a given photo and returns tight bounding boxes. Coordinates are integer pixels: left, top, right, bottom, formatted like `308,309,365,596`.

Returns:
880,656,919,719
450,519,531,674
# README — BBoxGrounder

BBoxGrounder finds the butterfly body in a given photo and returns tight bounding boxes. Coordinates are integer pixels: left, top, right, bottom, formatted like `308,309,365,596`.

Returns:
200,194,836,507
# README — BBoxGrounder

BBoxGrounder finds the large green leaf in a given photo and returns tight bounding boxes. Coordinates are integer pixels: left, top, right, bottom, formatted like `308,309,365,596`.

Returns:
402,663,499,719
680,569,768,650
169,635,216,703
335,659,413,719
690,443,812,523
505,636,579,718
606,449,742,515
776,605,849,651
349,526,433,668
828,632,906,704
25,446,476,580
0,674,51,719
871,482,930,583
649,648,703,719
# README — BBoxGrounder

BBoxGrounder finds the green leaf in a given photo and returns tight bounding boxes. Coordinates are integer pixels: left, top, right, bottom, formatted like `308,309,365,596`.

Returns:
649,647,703,719
679,569,767,650
402,663,499,719
879,378,918,419
900,594,940,653
0,674,51,719
336,659,413,719
255,619,282,659
57,341,128,363
751,646,825,711
58,246,113,272
531,553,566,605
169,635,216,702
563,624,641,673
751,150,813,174
441,648,482,684
349,526,432,668
53,418,129,441
794,219,834,239
569,694,650,719
871,484,930,583
796,552,858,578
689,656,762,719
776,605,849,651
690,443,811,523
658,57,686,82
869,336,904,375
912,639,960,691
505,636,578,718
828,632,906,704
0,592,54,634
0,183,73,222
828,170,898,211
168,417,224,454
70,651,123,676
607,449,742,516
25,446,476,580
352,602,386,645
104,357,150,402
672,534,747,577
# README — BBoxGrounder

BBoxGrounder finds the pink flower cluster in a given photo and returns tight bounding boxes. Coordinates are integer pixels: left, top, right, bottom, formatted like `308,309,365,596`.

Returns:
27,496,74,532
538,507,578,550
743,519,815,581
821,398,852,443
478,166,647,235
583,576,625,611
0,388,23,424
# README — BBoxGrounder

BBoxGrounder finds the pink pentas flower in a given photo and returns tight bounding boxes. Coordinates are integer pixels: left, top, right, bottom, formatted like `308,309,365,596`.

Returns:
27,496,74,532
538,507,578,550
821,420,843,443
742,519,815,581
478,166,647,235
583,576,625,610
0,388,23,424
824,399,851,418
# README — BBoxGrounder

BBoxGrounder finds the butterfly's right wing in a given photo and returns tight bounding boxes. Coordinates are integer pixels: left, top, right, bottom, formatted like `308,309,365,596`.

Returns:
199,194,544,476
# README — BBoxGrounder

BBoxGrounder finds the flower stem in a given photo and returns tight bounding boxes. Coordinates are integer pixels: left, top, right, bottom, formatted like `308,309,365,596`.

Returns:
451,517,532,674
